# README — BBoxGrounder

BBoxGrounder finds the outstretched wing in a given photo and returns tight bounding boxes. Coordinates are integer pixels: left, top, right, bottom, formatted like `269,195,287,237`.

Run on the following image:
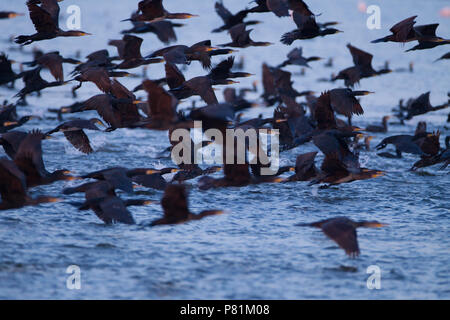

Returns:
63,130,93,154
322,219,360,257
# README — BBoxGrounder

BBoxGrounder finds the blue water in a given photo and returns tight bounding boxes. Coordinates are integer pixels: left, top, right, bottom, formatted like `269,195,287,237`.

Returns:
0,0,449,299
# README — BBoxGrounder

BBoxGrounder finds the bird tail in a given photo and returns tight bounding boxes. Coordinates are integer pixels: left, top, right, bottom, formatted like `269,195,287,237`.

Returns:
280,31,298,45
371,37,388,43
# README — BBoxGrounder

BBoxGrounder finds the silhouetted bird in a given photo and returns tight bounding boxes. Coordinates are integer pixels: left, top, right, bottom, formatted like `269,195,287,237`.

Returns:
296,217,387,257
15,0,91,45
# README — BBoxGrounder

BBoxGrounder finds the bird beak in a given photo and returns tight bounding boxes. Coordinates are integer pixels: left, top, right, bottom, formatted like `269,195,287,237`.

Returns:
371,170,385,178
227,80,239,84
82,32,92,36
8,13,24,18
2,121,18,126
375,223,388,227
67,176,82,181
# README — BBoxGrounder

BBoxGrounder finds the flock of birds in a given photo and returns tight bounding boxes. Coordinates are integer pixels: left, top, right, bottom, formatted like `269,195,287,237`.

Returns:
0,0,449,258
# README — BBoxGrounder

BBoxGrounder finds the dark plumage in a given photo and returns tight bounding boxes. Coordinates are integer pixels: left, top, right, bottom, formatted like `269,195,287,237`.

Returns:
125,0,198,23
150,184,223,226
122,19,184,44
296,217,387,257
148,40,218,69
278,47,322,68
219,23,272,48
333,44,391,88
13,130,75,187
111,35,164,69
46,118,105,154
0,157,60,210
14,67,66,100
212,1,259,33
280,7,341,45
15,0,91,45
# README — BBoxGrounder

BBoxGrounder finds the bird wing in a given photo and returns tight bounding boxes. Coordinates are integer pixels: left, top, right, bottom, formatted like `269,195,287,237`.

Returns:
330,89,364,117
26,0,59,34
409,92,432,113
14,130,48,178
215,1,232,23
322,219,360,256
38,53,64,82
150,21,177,43
98,196,135,224
108,39,126,59
161,185,190,221
288,0,314,16
390,15,417,42
165,62,186,89
123,35,144,60
229,23,248,43
186,77,218,105
292,12,318,32
110,79,135,99
287,47,303,61
143,79,178,120
63,130,93,154
0,157,28,203
132,173,167,190
163,47,188,65
414,24,439,38
313,92,336,130
347,44,373,69
138,0,165,20
209,56,234,80
267,0,290,17
295,151,317,175
81,69,112,93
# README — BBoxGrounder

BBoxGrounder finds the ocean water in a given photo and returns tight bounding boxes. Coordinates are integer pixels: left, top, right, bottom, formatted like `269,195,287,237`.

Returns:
0,0,449,299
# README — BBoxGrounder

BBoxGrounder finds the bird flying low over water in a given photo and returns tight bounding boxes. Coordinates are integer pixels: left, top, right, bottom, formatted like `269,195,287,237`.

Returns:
15,0,91,45
296,217,387,257
124,0,198,23
150,184,224,226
